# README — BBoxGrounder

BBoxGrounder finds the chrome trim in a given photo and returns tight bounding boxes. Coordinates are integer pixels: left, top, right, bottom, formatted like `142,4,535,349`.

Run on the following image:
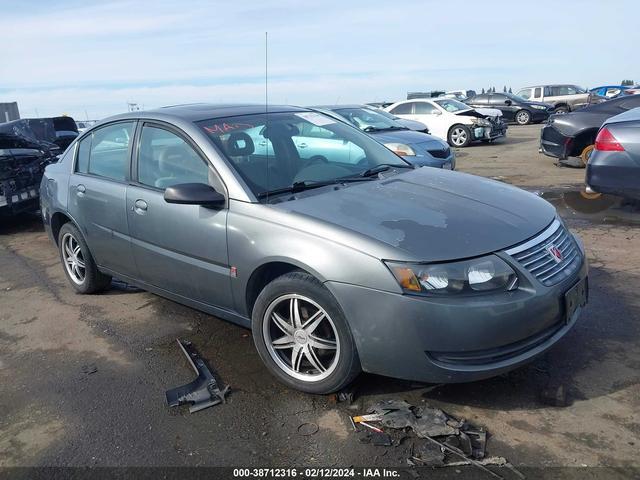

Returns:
505,218,561,256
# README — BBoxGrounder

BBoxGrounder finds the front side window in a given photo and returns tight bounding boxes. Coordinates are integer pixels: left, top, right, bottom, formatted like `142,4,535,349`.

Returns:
197,111,408,200
389,103,413,115
414,102,438,114
137,125,210,190
433,99,469,113
75,122,134,181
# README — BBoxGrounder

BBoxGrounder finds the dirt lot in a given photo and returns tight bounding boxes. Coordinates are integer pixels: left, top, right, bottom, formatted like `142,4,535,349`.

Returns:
1,125,639,474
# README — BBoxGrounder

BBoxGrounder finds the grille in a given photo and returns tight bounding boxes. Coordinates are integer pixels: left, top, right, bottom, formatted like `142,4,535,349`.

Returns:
506,219,582,286
427,147,451,159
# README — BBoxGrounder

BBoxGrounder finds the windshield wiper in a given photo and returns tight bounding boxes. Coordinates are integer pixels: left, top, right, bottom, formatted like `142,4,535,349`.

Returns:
257,177,375,199
358,163,414,177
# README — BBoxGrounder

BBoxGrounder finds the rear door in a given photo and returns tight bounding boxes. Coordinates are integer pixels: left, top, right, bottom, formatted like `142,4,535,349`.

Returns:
126,122,233,309
68,121,137,277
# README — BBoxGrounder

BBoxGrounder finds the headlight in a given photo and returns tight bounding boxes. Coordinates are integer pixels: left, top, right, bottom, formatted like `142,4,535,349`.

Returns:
384,143,416,156
471,118,491,127
531,105,547,110
386,255,518,296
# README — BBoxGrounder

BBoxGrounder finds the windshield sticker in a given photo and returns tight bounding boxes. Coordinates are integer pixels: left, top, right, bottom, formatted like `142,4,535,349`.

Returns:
203,122,254,135
295,112,335,126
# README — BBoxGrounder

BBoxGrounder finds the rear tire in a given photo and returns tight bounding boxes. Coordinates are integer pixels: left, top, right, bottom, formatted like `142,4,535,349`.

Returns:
58,223,112,294
515,110,531,125
251,272,361,394
554,106,569,114
447,124,472,148
579,144,594,168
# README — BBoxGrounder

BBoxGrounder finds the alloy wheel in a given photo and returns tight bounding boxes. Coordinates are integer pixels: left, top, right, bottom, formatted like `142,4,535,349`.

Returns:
61,233,86,285
263,294,340,382
451,128,468,146
516,111,530,125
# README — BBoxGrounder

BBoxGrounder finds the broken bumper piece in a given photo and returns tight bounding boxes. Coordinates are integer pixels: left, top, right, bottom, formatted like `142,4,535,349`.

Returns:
165,339,229,413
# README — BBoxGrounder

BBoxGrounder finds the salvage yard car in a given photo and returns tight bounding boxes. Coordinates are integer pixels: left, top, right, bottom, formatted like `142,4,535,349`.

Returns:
385,98,506,147
40,104,588,394
311,105,455,169
0,119,72,215
516,84,606,114
466,92,553,125
540,94,640,167
586,107,640,199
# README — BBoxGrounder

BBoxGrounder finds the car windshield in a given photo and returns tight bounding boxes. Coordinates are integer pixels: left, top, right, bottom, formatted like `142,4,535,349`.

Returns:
334,107,404,131
504,93,524,101
433,99,470,112
197,111,410,201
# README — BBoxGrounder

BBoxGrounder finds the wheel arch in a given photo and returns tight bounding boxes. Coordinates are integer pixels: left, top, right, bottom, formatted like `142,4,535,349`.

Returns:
570,128,598,157
50,211,75,245
245,259,323,318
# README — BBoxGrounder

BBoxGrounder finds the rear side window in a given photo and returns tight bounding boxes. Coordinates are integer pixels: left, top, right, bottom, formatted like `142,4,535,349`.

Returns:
76,122,134,181
137,125,210,190
389,103,413,115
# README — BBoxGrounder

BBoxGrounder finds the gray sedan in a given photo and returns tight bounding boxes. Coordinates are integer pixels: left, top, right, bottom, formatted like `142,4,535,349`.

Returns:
40,104,588,393
586,107,640,199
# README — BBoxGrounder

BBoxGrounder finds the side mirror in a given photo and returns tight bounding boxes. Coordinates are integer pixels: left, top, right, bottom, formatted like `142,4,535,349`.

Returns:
432,110,442,115
164,183,225,208
504,100,512,106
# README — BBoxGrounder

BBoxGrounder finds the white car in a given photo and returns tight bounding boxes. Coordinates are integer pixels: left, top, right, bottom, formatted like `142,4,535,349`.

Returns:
385,98,507,147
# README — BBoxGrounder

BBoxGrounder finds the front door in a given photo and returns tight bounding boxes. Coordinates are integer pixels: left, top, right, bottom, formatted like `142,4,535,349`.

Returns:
126,122,233,309
68,121,137,277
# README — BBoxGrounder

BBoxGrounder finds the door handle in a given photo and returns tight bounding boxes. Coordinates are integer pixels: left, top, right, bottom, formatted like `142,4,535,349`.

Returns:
133,199,148,215
76,184,86,196
298,142,308,148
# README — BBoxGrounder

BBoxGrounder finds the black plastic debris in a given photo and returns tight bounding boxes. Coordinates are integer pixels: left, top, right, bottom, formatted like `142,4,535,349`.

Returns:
166,339,229,413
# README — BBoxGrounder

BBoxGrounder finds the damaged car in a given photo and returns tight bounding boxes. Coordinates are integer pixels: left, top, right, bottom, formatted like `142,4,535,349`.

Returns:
539,94,640,167
41,104,587,394
385,98,507,147
0,120,69,215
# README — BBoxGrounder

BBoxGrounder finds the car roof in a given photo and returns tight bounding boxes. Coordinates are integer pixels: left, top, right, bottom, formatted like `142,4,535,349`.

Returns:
100,103,309,124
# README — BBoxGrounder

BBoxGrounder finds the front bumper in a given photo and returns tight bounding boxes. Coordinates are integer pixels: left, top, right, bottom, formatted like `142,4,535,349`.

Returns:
326,240,588,383
404,150,456,170
472,121,507,141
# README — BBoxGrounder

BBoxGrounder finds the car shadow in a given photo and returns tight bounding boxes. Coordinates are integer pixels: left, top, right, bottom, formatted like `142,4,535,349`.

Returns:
0,211,44,235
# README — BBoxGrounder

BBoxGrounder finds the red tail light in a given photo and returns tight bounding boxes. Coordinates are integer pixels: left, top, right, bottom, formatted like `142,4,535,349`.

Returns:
594,127,624,151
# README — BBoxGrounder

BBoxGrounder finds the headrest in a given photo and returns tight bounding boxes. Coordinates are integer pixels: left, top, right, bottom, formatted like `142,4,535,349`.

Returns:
262,123,300,139
227,132,254,156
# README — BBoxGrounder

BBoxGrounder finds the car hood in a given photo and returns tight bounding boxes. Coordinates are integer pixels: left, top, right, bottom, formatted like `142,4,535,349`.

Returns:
455,107,502,119
273,167,555,262
394,118,428,131
368,129,446,149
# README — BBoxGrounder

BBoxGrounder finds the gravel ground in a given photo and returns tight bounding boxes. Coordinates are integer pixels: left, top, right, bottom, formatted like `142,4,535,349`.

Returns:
1,125,639,473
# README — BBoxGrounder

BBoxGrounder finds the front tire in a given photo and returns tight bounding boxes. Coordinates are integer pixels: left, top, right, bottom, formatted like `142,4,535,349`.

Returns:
515,110,531,125
251,272,361,394
58,223,112,294
448,124,472,148
554,106,569,114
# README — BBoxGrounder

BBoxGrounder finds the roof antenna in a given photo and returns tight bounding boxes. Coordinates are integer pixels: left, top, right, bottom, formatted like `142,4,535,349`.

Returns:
265,31,269,204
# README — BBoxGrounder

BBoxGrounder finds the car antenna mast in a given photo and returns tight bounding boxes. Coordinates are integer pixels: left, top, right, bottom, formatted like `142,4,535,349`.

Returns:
265,31,269,204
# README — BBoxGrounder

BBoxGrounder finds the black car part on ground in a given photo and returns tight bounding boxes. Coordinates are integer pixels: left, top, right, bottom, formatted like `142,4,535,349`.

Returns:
0,125,62,215
539,95,640,164
166,339,230,413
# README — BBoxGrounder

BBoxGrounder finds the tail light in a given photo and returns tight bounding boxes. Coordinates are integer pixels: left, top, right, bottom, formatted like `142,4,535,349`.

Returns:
594,127,624,151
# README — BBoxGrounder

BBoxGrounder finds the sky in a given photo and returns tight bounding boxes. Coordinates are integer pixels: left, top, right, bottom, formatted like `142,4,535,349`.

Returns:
1,0,638,120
